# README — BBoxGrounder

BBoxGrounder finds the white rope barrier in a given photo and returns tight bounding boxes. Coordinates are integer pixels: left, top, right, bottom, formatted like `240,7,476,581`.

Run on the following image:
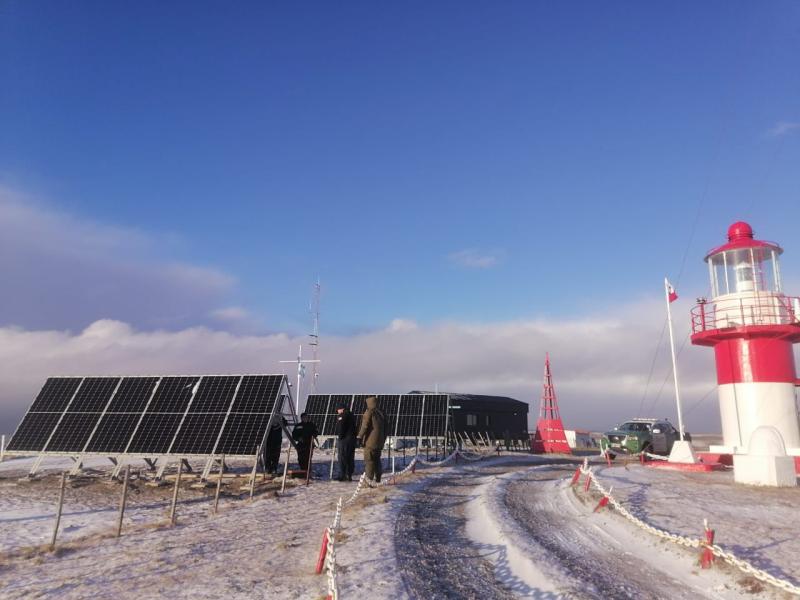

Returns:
578,462,800,596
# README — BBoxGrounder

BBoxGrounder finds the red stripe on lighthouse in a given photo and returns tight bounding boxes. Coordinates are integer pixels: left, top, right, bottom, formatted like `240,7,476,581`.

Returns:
714,338,798,385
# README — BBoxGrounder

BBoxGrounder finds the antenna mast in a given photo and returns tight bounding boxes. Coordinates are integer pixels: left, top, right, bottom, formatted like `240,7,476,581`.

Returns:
309,279,321,394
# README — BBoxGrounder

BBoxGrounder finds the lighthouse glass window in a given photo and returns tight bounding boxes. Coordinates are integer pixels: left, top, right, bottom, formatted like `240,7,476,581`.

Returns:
711,249,778,296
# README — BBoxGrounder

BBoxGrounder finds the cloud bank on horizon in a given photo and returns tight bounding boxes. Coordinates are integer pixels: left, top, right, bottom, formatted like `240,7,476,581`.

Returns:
0,301,724,436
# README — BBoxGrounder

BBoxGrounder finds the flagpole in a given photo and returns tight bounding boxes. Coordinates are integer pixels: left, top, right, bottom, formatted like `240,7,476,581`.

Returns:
665,277,685,441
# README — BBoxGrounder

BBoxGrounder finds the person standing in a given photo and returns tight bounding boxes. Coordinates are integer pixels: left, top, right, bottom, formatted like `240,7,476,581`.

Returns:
357,396,386,482
263,418,283,475
292,413,319,475
335,404,357,481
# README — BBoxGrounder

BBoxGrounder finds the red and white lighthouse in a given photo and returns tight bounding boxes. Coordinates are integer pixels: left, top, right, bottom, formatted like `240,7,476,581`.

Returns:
691,221,800,458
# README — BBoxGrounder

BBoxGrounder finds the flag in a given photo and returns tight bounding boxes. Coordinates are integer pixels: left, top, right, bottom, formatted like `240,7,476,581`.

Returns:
666,280,678,303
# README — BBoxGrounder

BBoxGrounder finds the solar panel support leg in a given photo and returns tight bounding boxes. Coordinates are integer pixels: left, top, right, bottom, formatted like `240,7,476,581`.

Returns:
0,435,5,463
50,472,67,550
111,461,124,479
144,458,157,471
68,459,83,478
156,461,168,482
280,442,291,494
213,468,223,515
169,460,182,526
181,459,193,474
249,450,259,500
329,439,336,480
29,454,45,478
116,465,131,538
201,457,214,482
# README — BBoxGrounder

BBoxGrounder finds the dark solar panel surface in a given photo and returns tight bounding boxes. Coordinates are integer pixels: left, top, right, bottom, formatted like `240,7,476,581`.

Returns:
106,377,159,413
6,412,63,451
304,395,330,435
188,376,240,413
85,413,142,453
127,413,185,454
171,413,227,454
216,412,275,455
230,375,283,413
8,374,288,457
147,377,199,413
46,412,104,452
68,377,120,412
302,394,449,438
28,377,83,413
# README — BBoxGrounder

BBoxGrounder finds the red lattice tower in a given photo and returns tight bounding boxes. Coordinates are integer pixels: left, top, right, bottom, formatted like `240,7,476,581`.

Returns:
531,353,572,454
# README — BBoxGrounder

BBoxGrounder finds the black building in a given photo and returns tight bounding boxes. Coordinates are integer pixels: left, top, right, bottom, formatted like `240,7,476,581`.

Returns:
410,391,529,440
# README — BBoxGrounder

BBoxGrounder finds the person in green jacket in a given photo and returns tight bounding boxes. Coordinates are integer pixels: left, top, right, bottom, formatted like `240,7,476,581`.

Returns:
358,396,386,482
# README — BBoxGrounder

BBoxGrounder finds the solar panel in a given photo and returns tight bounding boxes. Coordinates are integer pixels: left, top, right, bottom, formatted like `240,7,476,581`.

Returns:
28,377,83,412
301,394,450,440
6,412,63,452
106,377,159,412
85,413,142,453
6,374,291,462
305,394,331,435
216,412,274,456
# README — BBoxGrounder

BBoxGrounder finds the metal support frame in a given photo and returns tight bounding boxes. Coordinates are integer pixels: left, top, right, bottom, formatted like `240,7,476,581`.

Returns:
169,460,182,525
50,472,67,549
415,396,426,455
116,465,131,537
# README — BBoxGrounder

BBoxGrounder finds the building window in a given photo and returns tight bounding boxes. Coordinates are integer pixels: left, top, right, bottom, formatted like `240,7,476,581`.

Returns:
485,415,491,426
467,414,477,426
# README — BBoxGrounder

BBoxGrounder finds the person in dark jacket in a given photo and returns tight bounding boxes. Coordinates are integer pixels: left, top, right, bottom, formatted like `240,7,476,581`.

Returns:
263,418,283,474
292,413,319,474
357,396,386,482
335,404,357,481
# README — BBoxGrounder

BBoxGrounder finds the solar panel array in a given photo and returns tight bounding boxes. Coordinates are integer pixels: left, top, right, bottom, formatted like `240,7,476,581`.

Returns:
304,394,450,438
7,375,288,458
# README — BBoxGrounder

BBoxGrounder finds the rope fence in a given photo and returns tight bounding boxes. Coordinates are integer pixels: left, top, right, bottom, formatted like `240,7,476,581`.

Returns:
575,459,800,596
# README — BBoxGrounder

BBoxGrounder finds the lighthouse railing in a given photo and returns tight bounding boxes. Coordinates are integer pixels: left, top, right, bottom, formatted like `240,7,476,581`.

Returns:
691,294,800,333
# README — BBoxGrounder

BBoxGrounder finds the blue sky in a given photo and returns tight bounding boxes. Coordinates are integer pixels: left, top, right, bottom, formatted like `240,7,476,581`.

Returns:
0,2,799,432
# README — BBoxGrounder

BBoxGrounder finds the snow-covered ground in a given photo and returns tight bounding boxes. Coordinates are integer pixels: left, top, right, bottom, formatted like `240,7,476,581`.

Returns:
1,452,798,599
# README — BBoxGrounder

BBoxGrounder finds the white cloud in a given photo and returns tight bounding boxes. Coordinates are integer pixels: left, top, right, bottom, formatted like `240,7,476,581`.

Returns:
210,306,251,322
387,318,419,332
766,121,800,138
0,299,724,437
0,185,237,331
448,248,502,269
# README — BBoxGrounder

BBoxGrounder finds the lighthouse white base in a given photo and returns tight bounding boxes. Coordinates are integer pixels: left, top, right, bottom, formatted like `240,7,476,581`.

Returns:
718,382,800,451
733,454,797,487
668,440,698,464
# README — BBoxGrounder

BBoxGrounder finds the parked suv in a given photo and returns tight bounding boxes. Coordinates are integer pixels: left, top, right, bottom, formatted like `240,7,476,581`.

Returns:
600,418,689,457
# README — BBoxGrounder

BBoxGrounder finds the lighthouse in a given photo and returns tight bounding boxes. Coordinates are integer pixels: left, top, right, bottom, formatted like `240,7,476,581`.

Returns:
691,222,800,471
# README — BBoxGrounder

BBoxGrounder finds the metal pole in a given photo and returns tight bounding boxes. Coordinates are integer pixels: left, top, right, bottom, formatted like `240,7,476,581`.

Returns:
329,438,337,480
665,277,685,441
1,434,5,462
305,441,314,486
116,465,131,537
280,442,291,494
213,455,224,514
50,472,67,550
169,461,182,526
249,448,258,500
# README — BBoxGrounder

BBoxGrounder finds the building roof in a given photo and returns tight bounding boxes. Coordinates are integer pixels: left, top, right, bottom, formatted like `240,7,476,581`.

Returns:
409,391,529,412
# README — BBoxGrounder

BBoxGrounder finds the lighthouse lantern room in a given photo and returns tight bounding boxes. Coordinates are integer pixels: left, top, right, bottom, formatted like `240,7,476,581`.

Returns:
691,222,800,463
